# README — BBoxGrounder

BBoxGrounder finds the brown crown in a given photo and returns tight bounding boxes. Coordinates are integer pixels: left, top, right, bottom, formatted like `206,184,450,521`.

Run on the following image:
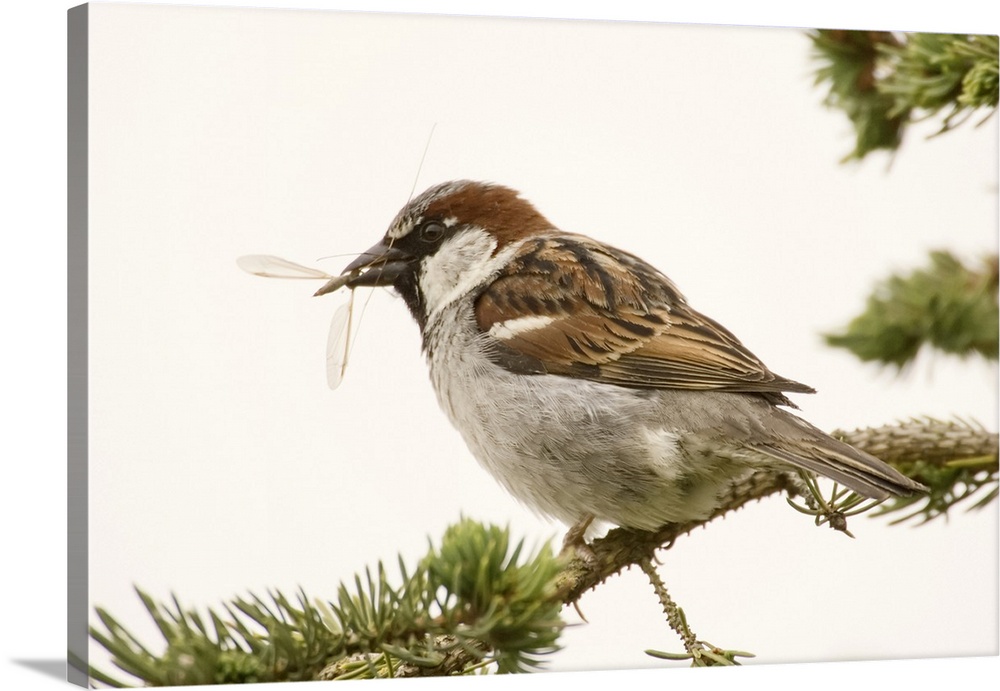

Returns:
422,181,555,249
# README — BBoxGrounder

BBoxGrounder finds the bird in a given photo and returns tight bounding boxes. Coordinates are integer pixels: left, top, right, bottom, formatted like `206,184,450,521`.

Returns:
319,180,926,534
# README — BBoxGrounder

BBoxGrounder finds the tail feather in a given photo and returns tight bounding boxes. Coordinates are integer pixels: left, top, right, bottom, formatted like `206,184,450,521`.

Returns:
760,413,928,500
758,443,925,500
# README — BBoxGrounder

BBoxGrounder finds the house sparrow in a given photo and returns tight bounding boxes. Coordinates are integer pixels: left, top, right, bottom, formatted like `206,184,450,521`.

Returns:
320,180,925,532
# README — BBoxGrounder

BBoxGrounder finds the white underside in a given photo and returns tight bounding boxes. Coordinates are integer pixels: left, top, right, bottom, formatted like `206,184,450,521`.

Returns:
423,300,761,530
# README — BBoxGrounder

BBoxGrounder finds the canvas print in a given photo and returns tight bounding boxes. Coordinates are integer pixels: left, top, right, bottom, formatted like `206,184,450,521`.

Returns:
68,3,999,686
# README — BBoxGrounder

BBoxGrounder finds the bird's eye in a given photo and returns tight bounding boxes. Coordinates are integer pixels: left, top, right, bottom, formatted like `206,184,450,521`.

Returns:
419,221,446,244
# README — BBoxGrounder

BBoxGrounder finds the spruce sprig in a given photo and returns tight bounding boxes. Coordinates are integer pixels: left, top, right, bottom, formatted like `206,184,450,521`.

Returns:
810,30,906,161
90,519,565,686
90,414,996,683
809,31,998,160
834,418,999,524
825,251,999,367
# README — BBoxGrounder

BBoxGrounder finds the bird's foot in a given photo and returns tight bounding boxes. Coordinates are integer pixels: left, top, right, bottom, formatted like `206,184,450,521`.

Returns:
560,514,597,565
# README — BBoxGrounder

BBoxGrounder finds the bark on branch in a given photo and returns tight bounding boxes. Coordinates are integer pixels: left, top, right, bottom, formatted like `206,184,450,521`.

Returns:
555,418,998,605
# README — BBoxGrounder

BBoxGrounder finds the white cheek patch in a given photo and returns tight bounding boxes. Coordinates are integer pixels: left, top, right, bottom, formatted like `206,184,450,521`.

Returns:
419,228,521,319
488,315,556,341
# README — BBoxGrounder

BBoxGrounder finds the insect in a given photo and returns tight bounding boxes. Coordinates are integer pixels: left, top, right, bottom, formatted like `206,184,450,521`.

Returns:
236,254,360,389
238,126,436,390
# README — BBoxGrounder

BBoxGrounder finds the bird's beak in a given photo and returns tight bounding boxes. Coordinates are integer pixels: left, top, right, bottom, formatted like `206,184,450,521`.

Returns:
313,240,414,297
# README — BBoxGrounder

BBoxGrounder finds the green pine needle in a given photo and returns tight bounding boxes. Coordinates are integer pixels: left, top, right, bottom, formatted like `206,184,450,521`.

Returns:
89,519,565,686
833,418,999,524
825,251,999,367
809,31,998,160
810,30,907,161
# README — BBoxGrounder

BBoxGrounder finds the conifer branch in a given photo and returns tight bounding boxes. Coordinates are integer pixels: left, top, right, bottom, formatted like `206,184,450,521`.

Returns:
90,521,564,685
90,418,995,686
825,252,998,367
638,559,755,666
809,31,998,161
557,418,997,604
835,418,999,524
90,416,995,684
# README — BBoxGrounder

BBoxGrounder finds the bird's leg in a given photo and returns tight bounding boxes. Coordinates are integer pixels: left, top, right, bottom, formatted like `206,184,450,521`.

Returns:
559,514,596,563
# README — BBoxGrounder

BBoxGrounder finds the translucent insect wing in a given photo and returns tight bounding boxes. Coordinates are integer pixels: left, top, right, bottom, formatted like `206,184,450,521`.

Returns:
326,296,354,390
236,255,333,280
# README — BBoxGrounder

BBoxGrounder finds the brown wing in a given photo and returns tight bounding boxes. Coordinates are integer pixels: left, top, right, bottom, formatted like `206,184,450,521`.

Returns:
475,234,814,397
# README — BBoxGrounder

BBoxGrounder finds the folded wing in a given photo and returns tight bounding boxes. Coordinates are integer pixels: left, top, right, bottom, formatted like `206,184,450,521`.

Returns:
475,234,814,400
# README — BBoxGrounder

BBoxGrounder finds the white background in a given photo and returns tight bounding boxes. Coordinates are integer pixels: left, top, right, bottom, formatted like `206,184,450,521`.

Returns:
1,2,998,691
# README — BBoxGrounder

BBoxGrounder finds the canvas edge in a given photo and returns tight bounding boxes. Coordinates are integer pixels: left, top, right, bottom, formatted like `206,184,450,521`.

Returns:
68,3,90,687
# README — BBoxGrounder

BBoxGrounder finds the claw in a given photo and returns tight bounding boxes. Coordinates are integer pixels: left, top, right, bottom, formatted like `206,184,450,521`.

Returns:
560,515,597,564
